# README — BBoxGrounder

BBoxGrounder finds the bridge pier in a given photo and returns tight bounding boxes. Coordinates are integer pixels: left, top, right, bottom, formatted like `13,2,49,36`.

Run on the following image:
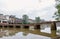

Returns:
13,25,16,29
29,26,34,30
51,22,56,30
21,25,24,29
7,25,9,29
51,22,57,37
2,25,4,29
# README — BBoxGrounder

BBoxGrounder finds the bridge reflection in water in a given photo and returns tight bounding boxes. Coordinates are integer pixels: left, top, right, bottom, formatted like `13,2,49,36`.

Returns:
0,28,58,39
0,21,60,39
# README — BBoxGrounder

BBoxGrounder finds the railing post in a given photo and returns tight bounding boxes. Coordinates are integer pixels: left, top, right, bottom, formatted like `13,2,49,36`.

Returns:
51,22,57,37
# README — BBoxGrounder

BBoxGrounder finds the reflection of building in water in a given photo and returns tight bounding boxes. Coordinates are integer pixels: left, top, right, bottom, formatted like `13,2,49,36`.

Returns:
0,30,15,37
0,30,9,37
40,24,51,30
0,28,54,37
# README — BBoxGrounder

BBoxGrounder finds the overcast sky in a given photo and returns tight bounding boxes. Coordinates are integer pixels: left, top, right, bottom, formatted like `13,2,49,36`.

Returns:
0,0,57,21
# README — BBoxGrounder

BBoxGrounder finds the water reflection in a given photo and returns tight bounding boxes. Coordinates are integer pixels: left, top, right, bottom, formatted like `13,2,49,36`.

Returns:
57,27,60,35
0,28,58,39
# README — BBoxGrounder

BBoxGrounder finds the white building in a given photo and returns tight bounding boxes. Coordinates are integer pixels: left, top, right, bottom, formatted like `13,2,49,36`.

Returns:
0,14,10,23
28,19,35,23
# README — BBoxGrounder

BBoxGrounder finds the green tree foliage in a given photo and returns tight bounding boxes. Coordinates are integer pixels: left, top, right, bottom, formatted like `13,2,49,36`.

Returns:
35,17,40,23
22,15,29,24
54,0,60,20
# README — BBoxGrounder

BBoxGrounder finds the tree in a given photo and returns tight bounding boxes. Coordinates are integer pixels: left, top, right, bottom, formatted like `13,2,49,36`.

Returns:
54,0,60,21
22,15,29,24
35,17,40,23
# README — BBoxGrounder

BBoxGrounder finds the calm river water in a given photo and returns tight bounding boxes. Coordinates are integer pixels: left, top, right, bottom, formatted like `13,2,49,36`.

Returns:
0,27,59,39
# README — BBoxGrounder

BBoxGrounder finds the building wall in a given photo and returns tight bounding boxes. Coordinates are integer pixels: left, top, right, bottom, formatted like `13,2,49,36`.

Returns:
0,14,9,23
14,18,22,24
28,19,35,23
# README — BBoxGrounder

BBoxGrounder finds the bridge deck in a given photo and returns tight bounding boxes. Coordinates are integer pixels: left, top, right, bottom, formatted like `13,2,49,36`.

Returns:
0,21,60,26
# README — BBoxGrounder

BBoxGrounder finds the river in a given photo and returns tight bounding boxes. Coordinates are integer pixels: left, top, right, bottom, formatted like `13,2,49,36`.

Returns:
0,26,59,39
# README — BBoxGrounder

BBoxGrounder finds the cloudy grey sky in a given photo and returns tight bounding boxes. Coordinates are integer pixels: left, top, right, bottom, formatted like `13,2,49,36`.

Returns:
0,0,57,21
